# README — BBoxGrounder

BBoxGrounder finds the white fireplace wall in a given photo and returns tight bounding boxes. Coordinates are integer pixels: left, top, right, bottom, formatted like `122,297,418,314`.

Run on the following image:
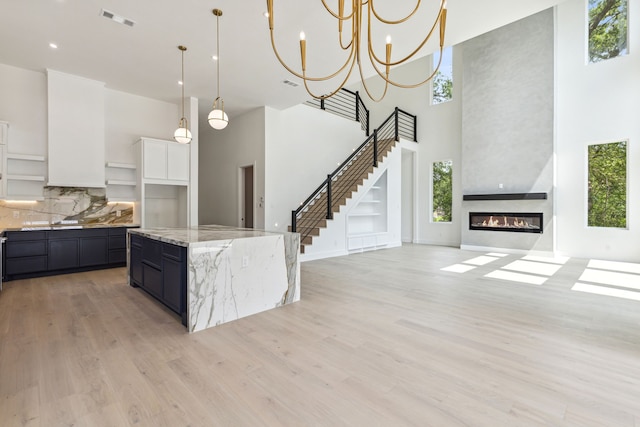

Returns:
460,9,555,252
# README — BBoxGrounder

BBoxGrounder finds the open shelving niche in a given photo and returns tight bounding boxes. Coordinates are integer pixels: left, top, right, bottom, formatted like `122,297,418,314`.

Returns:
347,171,389,252
105,162,137,202
5,152,47,200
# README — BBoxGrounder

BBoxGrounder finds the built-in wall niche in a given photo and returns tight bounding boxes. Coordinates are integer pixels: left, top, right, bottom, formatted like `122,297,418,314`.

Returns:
5,153,47,200
143,184,188,228
105,162,136,202
347,171,389,251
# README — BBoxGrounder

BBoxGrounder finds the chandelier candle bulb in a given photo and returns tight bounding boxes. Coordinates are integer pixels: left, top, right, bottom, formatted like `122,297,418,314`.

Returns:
440,8,447,47
299,32,307,71
385,36,392,75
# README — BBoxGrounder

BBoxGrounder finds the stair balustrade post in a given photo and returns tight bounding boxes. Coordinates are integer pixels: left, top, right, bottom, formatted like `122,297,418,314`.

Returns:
326,175,333,220
373,129,378,168
366,110,370,136
355,91,360,122
394,107,399,141
413,113,417,142
291,210,297,233
320,98,325,111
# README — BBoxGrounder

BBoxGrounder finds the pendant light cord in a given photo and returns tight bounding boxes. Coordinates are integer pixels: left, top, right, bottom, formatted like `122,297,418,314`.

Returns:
181,48,185,119
216,14,221,98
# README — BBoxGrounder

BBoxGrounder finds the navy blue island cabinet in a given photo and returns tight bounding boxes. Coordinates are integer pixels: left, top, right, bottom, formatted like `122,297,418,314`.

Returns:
128,233,188,327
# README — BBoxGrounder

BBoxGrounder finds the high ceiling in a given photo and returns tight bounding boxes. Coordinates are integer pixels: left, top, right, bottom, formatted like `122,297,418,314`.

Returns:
0,0,566,118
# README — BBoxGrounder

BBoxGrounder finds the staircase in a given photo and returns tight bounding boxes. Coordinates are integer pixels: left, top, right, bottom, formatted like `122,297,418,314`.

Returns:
291,107,417,254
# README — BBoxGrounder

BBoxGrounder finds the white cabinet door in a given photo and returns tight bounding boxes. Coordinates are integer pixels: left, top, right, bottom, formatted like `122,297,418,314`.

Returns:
167,143,189,181
0,122,8,146
143,140,167,180
0,145,5,197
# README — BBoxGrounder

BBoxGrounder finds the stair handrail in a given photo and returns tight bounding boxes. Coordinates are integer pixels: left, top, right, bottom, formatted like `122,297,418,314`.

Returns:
305,88,370,136
292,107,416,233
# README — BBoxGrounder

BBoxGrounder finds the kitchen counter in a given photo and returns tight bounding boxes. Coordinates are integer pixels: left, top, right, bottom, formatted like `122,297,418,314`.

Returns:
3,223,140,232
128,225,300,332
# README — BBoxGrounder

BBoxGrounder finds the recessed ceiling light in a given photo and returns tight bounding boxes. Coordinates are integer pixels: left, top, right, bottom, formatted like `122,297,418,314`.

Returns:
49,43,58,49
212,55,218,61
263,12,269,18
178,80,183,86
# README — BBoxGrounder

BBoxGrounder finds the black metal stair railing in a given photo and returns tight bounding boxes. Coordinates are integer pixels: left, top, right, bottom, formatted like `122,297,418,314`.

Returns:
291,108,418,246
305,88,370,136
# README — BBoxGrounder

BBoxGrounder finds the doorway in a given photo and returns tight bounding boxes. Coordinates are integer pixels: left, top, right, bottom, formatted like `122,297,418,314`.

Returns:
240,165,254,228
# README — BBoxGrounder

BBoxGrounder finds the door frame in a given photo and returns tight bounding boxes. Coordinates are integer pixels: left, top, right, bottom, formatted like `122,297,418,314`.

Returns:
237,163,256,228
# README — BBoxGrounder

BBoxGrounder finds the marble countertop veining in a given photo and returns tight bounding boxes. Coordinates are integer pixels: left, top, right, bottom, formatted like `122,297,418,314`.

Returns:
129,225,296,247
2,223,140,232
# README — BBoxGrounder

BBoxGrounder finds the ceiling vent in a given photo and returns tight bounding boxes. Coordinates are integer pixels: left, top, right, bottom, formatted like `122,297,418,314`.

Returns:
100,9,136,27
282,79,299,87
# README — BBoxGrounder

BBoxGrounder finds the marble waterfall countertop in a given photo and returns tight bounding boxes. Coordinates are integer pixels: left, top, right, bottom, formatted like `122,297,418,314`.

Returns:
129,225,301,333
128,224,290,246
3,223,140,232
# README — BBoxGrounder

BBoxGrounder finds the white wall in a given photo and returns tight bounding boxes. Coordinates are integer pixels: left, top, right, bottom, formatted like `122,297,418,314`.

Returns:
199,107,266,229
105,88,179,165
0,63,47,156
555,0,640,261
355,52,463,247
264,104,366,233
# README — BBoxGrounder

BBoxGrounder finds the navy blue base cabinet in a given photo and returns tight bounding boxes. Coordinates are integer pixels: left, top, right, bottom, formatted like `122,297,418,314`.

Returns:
3,226,135,281
129,234,187,326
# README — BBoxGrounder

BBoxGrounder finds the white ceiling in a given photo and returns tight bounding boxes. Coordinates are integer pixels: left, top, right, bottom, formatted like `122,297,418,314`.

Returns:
0,0,565,118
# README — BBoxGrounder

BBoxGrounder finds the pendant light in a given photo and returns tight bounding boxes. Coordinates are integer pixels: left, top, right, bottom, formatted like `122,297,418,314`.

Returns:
208,8,229,130
174,45,192,144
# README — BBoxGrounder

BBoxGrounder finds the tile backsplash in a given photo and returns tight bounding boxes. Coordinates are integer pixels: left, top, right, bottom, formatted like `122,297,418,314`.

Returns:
0,187,134,229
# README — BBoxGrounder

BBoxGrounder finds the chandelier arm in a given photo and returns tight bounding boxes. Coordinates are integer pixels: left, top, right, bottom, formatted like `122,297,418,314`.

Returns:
356,58,389,102
319,0,356,20
301,52,359,100
269,29,356,82
369,0,422,25
367,43,444,89
367,2,444,68
339,5,356,50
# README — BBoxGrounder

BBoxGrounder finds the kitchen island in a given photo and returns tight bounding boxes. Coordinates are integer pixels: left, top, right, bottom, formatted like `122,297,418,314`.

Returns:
127,225,300,333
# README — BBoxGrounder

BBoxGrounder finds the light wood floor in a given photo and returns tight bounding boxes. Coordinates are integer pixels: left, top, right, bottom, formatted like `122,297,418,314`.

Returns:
1,244,640,426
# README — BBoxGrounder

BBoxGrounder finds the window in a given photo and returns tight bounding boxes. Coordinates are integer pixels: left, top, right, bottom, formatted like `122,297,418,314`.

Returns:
432,160,452,222
587,141,627,228
432,46,453,104
588,0,628,63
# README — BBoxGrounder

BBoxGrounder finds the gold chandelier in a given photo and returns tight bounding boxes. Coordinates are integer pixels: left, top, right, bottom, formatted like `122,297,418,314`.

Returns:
266,0,448,101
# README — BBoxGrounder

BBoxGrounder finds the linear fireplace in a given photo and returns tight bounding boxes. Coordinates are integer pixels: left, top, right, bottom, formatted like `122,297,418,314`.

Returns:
469,212,543,233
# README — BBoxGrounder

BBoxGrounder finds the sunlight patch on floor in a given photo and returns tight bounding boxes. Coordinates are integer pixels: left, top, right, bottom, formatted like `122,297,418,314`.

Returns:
572,282,640,302
588,259,640,274
441,264,477,273
485,270,547,285
522,255,570,265
464,255,501,266
578,269,640,291
502,260,563,276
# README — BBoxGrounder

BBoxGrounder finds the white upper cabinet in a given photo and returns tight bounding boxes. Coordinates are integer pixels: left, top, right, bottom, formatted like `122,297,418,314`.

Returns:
138,137,189,183
47,70,105,188
167,143,189,181
0,121,8,146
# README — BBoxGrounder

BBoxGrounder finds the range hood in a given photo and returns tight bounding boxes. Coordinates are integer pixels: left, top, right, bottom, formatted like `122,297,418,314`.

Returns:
47,69,105,188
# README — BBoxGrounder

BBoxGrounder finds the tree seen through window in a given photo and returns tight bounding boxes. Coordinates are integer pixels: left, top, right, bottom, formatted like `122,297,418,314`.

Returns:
588,141,627,228
588,0,628,63
432,160,453,222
